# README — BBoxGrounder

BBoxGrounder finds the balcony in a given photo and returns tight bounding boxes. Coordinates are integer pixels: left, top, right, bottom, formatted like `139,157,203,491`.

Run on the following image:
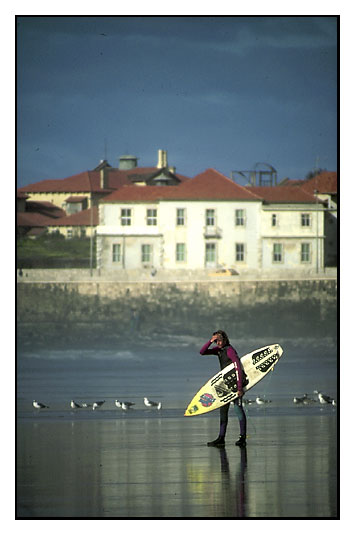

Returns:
203,225,222,239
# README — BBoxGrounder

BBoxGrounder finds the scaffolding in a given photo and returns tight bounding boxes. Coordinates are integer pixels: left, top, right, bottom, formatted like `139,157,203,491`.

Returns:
230,162,277,186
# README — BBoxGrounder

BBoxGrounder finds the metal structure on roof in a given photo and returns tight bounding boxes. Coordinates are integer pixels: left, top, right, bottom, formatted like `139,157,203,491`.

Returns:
230,162,277,186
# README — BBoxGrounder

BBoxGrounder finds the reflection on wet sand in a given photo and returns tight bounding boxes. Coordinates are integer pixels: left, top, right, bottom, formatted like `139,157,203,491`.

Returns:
17,411,337,518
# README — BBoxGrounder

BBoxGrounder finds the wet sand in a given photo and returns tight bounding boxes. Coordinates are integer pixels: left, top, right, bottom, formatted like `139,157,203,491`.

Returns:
16,408,338,518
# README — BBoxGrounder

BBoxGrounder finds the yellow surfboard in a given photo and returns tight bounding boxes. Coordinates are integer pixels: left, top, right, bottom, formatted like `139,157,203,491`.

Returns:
184,344,283,416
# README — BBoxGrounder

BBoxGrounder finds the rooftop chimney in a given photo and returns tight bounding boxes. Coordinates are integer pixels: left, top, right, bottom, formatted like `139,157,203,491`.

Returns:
100,167,109,189
157,149,168,169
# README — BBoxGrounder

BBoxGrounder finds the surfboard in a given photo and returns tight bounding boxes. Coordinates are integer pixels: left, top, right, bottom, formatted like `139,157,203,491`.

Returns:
184,343,283,416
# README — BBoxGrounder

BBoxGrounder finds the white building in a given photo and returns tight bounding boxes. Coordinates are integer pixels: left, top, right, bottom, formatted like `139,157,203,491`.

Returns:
97,168,325,274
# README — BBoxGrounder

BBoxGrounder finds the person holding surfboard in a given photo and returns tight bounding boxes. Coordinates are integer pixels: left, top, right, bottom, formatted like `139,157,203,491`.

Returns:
200,330,247,447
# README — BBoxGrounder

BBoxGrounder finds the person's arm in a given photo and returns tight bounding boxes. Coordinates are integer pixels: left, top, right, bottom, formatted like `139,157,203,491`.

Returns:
200,339,219,356
226,346,244,396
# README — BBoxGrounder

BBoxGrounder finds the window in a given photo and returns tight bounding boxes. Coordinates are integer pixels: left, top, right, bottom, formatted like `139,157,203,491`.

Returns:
235,243,245,262
141,244,151,263
147,208,157,226
272,214,277,227
176,243,186,262
273,243,283,263
235,209,245,226
80,227,86,238
67,229,73,239
206,209,215,226
301,213,311,227
205,243,216,263
112,244,121,263
176,208,185,226
121,208,131,226
301,243,311,263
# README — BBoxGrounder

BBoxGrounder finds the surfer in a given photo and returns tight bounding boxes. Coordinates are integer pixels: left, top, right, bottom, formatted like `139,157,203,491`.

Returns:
200,330,247,447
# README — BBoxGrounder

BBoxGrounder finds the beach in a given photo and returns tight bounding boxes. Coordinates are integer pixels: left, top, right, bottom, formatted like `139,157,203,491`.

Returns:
16,337,338,518
17,405,337,518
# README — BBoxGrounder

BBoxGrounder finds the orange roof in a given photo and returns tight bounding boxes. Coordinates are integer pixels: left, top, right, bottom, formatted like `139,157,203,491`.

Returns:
18,167,190,195
17,212,57,227
102,169,262,202
245,185,317,203
46,207,98,226
300,171,337,195
18,170,131,194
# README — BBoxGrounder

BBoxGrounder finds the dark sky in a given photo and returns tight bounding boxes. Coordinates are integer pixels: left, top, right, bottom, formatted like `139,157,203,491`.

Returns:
16,15,338,187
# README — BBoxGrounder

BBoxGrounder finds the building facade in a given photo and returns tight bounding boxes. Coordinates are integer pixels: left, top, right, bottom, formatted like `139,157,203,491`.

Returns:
97,169,326,273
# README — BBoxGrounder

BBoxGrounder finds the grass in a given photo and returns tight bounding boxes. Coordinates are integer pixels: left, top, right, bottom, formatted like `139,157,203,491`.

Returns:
17,234,96,268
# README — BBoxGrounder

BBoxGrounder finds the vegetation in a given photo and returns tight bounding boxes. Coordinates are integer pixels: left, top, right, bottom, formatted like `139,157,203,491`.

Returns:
17,234,96,269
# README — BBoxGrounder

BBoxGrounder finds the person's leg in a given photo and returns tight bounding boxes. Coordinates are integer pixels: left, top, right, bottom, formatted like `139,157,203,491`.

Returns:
207,403,230,447
233,398,247,446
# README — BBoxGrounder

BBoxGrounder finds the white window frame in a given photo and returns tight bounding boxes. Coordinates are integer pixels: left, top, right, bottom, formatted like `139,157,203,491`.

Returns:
273,243,283,263
176,208,185,226
176,243,186,262
235,209,246,226
206,209,215,226
141,244,152,263
235,243,245,262
301,243,311,263
112,243,121,263
301,213,311,227
121,208,132,226
146,208,157,226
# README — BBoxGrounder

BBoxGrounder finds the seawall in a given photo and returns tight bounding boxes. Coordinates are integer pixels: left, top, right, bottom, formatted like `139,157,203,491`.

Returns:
17,276,337,349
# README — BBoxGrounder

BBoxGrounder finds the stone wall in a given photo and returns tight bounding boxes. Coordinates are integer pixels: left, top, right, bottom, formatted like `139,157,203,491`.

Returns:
17,278,337,349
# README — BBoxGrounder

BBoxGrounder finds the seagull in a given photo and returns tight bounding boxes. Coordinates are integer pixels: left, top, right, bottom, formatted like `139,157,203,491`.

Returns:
70,400,82,409
242,398,255,405
293,393,316,405
144,397,162,409
121,402,135,410
33,400,49,409
256,396,272,405
115,399,135,409
93,400,105,410
317,392,334,404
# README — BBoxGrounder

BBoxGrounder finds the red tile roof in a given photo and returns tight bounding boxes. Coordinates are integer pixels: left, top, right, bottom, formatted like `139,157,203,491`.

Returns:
17,212,57,227
18,167,190,195
25,201,66,219
245,185,317,203
46,207,98,226
102,169,262,202
299,171,337,195
17,170,131,194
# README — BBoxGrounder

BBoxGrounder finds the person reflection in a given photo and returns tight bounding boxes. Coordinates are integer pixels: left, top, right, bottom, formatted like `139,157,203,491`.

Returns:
218,446,247,517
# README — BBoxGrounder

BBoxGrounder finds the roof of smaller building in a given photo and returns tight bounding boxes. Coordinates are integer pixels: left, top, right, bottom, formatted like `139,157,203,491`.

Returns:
245,185,318,203
46,207,98,226
18,166,190,195
299,171,337,195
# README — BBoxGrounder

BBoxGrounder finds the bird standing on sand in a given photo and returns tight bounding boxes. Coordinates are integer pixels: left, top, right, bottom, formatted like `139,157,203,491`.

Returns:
70,400,82,409
33,400,49,409
144,397,162,409
93,400,105,410
256,396,272,405
115,399,135,409
317,392,334,404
